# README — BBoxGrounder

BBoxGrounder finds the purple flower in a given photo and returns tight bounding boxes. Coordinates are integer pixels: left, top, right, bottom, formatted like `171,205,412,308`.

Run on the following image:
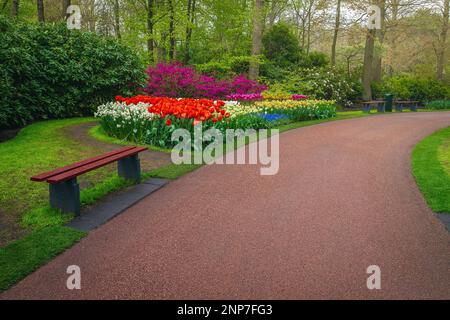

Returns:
292,94,308,100
226,93,263,101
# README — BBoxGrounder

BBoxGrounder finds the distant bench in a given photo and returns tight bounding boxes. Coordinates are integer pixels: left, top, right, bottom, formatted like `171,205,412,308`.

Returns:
362,100,420,113
395,100,419,112
31,146,147,215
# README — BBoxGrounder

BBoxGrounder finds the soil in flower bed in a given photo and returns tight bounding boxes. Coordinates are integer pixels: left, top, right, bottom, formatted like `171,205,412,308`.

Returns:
63,122,172,174
0,209,27,248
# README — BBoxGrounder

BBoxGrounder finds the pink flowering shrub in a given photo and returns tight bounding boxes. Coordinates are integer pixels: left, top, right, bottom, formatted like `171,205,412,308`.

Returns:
143,62,266,99
292,94,308,100
225,93,263,101
229,75,267,95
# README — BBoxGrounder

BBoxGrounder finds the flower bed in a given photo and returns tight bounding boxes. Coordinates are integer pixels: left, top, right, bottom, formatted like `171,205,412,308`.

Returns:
95,96,337,148
254,100,336,121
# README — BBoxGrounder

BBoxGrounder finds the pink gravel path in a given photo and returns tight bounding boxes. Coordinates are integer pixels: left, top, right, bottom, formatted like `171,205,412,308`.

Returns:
2,112,450,299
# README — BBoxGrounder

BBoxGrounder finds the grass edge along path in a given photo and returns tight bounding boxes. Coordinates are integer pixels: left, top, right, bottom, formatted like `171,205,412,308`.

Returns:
0,226,85,291
412,126,450,213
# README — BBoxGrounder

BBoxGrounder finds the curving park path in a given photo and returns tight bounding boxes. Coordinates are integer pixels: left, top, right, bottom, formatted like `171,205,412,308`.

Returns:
2,112,450,300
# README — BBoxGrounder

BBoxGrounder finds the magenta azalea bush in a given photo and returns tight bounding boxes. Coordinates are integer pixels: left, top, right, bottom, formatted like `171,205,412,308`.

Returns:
143,62,267,99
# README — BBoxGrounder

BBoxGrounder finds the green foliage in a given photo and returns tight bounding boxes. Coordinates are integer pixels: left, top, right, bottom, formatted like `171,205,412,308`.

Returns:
304,51,330,68
372,75,450,101
0,15,144,129
426,100,450,110
195,61,232,78
266,67,362,107
262,23,302,68
195,55,262,79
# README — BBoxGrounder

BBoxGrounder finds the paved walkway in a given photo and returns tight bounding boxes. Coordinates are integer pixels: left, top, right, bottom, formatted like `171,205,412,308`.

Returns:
2,112,450,299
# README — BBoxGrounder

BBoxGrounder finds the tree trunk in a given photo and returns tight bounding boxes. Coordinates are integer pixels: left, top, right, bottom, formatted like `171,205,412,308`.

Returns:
249,0,264,80
147,0,155,62
331,0,341,66
37,0,44,22
372,0,386,82
11,0,18,17
437,0,449,80
387,0,400,77
62,0,71,20
362,29,376,100
168,0,175,61
113,0,121,39
184,0,196,64
306,0,314,55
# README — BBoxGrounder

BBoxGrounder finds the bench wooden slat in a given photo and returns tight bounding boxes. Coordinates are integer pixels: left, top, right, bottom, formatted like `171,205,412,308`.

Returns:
47,147,148,184
31,146,137,182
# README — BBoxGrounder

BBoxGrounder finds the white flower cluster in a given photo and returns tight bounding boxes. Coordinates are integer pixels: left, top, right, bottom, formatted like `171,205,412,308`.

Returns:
95,102,157,123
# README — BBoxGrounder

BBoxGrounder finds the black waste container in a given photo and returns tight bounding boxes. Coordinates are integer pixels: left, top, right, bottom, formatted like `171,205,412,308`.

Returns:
384,94,394,112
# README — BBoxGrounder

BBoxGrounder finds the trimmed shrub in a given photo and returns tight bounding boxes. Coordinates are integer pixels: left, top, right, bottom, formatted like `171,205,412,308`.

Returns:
303,51,330,68
426,100,450,110
372,75,450,101
262,23,303,68
0,16,144,129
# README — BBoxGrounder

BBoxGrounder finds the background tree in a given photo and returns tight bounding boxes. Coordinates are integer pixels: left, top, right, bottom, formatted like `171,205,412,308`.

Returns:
331,0,342,66
437,0,449,80
168,0,175,60
249,0,264,80
62,0,70,20
11,0,18,17
263,23,302,67
37,0,44,22
184,0,196,63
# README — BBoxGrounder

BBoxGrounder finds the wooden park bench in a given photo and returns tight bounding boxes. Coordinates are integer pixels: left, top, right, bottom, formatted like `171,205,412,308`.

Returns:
395,100,419,112
362,100,385,113
31,146,147,215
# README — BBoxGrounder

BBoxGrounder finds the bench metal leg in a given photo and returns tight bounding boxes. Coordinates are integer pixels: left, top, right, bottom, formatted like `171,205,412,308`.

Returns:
49,178,80,215
363,104,370,113
377,103,385,113
396,103,403,112
411,104,418,112
118,154,141,183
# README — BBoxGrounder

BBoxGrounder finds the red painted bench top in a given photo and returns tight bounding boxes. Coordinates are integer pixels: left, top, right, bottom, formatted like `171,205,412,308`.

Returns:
31,146,147,184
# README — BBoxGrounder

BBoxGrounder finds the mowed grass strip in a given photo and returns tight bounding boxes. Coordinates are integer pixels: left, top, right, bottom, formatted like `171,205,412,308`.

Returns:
412,126,450,213
0,226,86,291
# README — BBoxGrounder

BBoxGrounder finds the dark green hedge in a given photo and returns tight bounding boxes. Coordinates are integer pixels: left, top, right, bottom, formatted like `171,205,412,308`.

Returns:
0,16,144,129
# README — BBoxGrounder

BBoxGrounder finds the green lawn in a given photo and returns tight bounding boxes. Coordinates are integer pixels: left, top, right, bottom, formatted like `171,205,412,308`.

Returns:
0,226,85,291
412,126,450,213
0,118,111,234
